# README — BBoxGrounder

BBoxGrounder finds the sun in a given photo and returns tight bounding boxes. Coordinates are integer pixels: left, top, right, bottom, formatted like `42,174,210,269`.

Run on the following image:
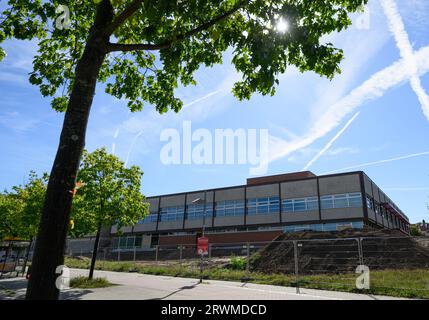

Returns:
276,18,289,33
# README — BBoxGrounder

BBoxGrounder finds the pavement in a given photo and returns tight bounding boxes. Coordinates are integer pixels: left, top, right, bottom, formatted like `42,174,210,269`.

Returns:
0,268,407,300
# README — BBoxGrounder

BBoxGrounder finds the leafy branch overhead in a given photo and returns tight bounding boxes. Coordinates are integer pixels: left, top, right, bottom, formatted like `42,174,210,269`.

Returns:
0,0,367,113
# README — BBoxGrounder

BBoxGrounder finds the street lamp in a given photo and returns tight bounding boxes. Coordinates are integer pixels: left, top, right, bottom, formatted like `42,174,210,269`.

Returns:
192,190,207,236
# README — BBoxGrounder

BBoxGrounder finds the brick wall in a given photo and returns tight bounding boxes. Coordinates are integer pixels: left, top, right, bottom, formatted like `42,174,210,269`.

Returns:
159,230,283,245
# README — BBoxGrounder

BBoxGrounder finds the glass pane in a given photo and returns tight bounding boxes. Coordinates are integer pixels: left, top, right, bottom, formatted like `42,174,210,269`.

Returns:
119,237,126,248
294,200,306,212
282,200,293,212
236,207,245,215
247,198,257,205
321,198,333,209
258,205,269,214
306,199,319,210
349,196,362,207
224,208,234,216
135,236,142,247
269,204,280,213
126,237,135,248
248,207,257,215
334,197,348,208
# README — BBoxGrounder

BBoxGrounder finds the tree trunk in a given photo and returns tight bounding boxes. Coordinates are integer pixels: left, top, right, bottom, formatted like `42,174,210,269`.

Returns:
88,223,102,280
26,1,113,300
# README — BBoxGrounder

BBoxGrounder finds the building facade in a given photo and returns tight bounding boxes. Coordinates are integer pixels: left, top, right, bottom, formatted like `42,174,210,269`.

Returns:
111,171,410,249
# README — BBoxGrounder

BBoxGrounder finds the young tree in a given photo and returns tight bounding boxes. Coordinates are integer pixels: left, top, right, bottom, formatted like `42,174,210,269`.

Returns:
70,148,148,279
0,0,368,299
0,172,48,240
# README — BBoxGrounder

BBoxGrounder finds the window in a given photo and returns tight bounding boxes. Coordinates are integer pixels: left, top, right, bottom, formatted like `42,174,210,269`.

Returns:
283,221,364,233
348,193,362,207
293,199,306,212
140,213,158,224
321,193,363,209
116,235,143,249
320,196,334,209
374,202,380,215
135,235,142,247
366,195,374,210
247,196,280,215
186,203,213,220
215,200,245,217
118,237,127,248
282,197,319,213
159,206,185,222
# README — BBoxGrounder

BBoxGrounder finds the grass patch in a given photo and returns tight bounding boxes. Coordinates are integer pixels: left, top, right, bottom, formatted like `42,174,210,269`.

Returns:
64,257,429,299
69,276,114,289
0,288,16,297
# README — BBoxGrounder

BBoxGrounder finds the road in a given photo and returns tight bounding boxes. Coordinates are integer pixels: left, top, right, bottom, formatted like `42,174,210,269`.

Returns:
0,268,406,300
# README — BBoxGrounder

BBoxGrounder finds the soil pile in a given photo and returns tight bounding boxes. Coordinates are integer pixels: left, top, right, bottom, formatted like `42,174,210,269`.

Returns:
250,228,429,274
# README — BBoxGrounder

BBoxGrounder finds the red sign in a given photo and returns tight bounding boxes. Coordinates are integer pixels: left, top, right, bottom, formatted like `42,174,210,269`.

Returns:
197,237,209,255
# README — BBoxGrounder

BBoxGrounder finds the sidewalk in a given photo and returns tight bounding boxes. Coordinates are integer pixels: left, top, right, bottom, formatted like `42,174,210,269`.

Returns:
0,268,407,300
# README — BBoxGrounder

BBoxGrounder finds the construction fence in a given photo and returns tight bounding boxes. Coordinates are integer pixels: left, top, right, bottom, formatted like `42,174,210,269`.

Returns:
0,240,33,279
66,236,429,296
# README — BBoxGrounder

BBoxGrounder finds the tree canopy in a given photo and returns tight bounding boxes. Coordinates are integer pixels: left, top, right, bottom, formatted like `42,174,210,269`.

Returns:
70,147,148,237
0,171,48,240
1,0,367,113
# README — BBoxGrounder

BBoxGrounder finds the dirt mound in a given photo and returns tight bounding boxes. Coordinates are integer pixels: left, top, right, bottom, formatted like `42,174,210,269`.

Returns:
250,228,429,274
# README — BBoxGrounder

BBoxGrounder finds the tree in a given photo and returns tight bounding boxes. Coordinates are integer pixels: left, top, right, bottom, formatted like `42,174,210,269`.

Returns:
0,172,48,241
410,225,422,237
70,148,148,279
0,0,368,299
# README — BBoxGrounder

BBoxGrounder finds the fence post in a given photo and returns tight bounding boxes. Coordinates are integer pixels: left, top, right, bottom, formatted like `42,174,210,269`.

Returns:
246,242,250,273
133,246,136,262
155,245,159,263
179,245,183,266
22,239,33,277
293,240,300,294
118,249,120,262
359,237,364,265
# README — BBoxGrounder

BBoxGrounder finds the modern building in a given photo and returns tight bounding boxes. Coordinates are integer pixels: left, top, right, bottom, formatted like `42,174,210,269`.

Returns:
111,171,410,249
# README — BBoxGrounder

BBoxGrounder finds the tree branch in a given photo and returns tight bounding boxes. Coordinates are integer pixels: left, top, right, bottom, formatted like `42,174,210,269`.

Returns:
107,42,170,52
106,0,248,53
104,0,145,36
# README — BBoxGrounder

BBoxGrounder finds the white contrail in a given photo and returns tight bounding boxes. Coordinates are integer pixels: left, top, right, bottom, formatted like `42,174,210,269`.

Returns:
182,90,220,108
124,130,144,167
265,44,429,168
381,0,429,121
302,112,360,171
322,151,429,174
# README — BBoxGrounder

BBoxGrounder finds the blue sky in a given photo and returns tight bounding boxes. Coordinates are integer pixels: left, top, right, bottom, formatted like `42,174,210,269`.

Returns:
1,0,429,223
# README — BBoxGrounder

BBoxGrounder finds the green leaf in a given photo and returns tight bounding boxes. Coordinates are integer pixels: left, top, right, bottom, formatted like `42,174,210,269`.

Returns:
0,0,368,113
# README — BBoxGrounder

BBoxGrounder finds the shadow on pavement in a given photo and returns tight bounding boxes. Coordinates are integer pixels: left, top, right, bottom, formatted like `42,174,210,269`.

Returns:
151,282,200,300
60,289,94,300
0,277,93,300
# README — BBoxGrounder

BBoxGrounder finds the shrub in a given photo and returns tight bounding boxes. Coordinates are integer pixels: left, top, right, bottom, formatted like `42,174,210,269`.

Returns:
69,276,113,289
230,255,247,271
